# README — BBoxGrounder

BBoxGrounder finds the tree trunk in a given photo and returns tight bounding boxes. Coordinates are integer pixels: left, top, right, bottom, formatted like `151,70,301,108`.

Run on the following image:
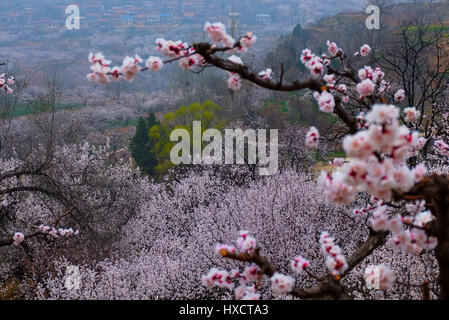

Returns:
432,175,449,299
403,175,449,299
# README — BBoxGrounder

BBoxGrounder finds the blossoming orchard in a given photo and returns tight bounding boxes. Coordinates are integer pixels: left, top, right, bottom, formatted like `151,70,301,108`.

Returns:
76,20,449,300
2,2,449,303
0,63,15,94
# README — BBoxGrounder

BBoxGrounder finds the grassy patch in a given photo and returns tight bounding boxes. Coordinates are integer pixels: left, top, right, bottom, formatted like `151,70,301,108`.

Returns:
106,118,139,130
11,102,84,117
328,149,346,159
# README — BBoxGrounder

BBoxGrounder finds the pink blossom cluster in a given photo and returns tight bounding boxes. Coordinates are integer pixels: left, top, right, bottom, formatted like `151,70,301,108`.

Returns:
320,232,348,276
87,37,191,83
239,32,257,53
204,22,257,54
364,264,394,291
86,53,113,84
356,112,369,129
88,52,111,66
204,22,235,47
352,205,375,216
409,136,427,158
204,231,262,298
0,72,15,94
378,80,391,96
313,91,335,113
87,52,166,84
202,263,262,299
356,66,386,98
291,255,310,274
357,79,376,98
270,272,295,296
227,55,244,90
234,285,260,300
305,127,320,149
354,44,372,57
146,56,164,72
38,224,80,238
236,230,257,254
208,231,301,298
258,68,273,80
326,40,341,57
215,230,257,256
358,66,384,83
86,22,260,89
337,84,348,94
204,22,256,53
392,213,437,254
324,74,335,85
352,198,380,216
360,44,372,57
215,244,236,255
319,104,427,202
300,48,326,78
403,107,420,123
241,264,262,283
303,45,378,106
413,210,435,228
13,232,24,245
435,139,449,157
156,38,189,58
179,51,205,71
329,158,345,167
121,55,143,81
394,89,405,102
406,199,426,213
370,206,400,232
370,205,437,254
201,267,235,290
228,76,241,91
318,171,355,203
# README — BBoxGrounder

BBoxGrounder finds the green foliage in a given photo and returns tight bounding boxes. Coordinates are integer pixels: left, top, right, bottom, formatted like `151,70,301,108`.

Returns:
328,149,346,159
260,93,337,130
259,98,293,128
264,25,307,80
147,100,226,175
406,25,449,33
292,23,302,38
130,112,160,176
9,102,83,118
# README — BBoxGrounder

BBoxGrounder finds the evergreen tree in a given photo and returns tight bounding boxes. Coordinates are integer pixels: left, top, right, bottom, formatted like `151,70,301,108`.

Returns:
292,23,302,38
130,112,159,176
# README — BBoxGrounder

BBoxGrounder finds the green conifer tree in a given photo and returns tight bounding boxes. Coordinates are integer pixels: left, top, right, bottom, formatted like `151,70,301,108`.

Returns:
130,112,159,176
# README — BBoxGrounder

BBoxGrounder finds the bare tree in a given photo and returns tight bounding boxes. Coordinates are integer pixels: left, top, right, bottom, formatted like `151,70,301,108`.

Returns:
373,21,449,158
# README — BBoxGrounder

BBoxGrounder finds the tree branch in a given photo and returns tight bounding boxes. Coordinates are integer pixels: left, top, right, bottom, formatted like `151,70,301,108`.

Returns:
193,42,358,134
0,206,76,248
221,249,350,299
342,231,389,277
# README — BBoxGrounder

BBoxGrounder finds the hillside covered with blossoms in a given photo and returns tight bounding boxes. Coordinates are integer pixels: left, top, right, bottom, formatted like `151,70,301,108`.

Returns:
1,0,449,301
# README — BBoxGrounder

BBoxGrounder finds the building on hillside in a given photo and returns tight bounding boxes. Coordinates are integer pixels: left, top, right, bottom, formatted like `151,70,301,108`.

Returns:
256,13,271,25
136,14,151,25
160,13,174,22
183,12,195,22
121,15,135,25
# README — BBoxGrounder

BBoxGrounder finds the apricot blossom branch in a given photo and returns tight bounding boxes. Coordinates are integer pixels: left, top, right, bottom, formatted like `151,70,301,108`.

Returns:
0,206,79,248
